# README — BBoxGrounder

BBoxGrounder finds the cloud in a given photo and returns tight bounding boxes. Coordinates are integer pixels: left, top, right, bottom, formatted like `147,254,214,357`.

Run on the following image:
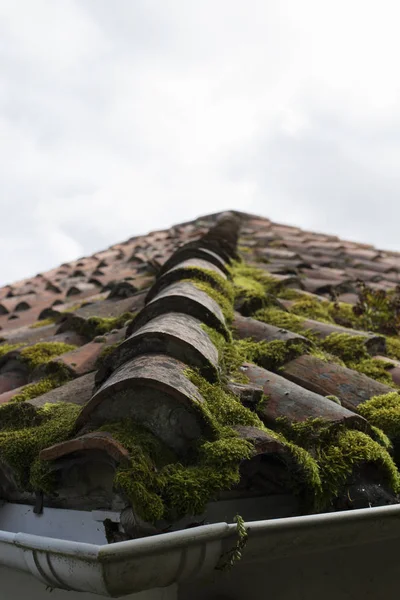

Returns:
1,0,400,285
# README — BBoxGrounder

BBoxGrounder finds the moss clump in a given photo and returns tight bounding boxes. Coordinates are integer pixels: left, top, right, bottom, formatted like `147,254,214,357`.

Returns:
328,302,360,329
95,342,122,369
229,262,281,314
80,312,135,339
276,288,304,300
316,429,400,500
386,337,400,361
309,347,346,367
187,369,265,431
289,298,334,323
29,318,56,329
192,280,234,325
11,372,71,403
237,338,308,372
275,417,400,506
0,402,44,430
232,275,266,302
19,342,77,370
349,358,395,386
201,325,247,383
0,343,23,358
238,245,252,254
325,395,341,405
179,266,234,303
230,262,280,293
0,402,81,489
358,393,400,439
321,333,369,364
101,419,177,523
370,425,392,450
254,307,316,340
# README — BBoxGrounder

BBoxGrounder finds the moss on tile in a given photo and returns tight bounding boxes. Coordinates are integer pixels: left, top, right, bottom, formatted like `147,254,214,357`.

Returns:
95,342,122,369
325,395,341,405
230,262,282,309
178,266,234,303
0,402,81,490
386,337,400,361
10,371,72,403
29,318,56,329
254,307,316,341
357,392,400,439
275,416,400,506
348,358,395,386
19,342,77,370
308,347,346,367
276,288,304,300
327,302,360,329
0,343,24,358
316,429,400,500
369,425,392,450
79,312,135,339
191,280,234,325
101,419,177,522
320,333,370,364
289,297,334,323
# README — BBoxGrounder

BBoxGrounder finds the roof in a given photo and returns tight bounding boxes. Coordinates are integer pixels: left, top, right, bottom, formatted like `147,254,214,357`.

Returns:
1,210,400,541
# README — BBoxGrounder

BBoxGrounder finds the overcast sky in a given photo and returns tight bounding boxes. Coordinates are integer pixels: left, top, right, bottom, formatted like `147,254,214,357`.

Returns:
1,1,400,286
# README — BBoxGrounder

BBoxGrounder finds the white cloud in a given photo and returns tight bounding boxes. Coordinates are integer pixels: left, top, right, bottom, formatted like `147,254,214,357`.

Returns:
0,0,400,285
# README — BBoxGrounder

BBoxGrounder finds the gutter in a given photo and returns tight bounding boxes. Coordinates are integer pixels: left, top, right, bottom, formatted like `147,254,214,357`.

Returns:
2,503,400,596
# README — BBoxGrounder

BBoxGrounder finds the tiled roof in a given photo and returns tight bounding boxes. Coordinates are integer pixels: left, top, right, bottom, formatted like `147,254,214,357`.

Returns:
1,210,400,540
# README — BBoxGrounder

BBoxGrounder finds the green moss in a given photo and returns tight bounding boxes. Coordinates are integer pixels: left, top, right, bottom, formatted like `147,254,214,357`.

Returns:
230,262,280,293
192,280,234,325
80,312,135,339
254,307,316,340
100,419,176,523
186,368,265,431
370,425,392,450
358,392,400,439
95,342,122,369
201,324,246,383
238,245,252,254
289,298,334,323
275,416,400,505
0,402,81,489
229,262,281,314
11,372,71,403
309,347,346,367
233,274,266,302
178,266,234,303
0,343,23,358
0,402,44,430
348,358,395,386
316,429,400,499
325,395,341,405
237,338,308,372
29,318,56,329
321,333,369,364
386,337,400,361
327,302,360,329
275,417,332,449
276,288,304,300
19,342,77,370
185,370,322,506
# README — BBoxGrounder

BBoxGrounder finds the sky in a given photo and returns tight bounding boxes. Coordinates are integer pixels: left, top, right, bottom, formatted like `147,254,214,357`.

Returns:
1,1,400,286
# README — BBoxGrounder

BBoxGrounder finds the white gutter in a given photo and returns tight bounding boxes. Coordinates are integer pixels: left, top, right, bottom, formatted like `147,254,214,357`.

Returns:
2,503,400,596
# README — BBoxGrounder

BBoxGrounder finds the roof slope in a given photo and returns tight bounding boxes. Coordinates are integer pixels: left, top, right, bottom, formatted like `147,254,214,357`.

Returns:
1,211,400,540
